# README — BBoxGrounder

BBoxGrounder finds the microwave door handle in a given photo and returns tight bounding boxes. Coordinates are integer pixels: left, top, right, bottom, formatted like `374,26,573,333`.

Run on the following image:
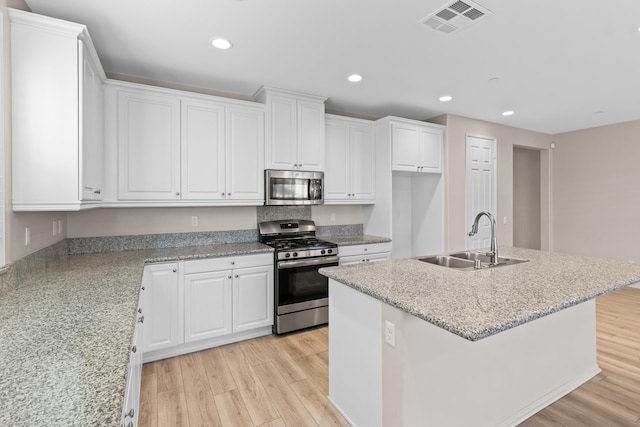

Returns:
308,180,315,200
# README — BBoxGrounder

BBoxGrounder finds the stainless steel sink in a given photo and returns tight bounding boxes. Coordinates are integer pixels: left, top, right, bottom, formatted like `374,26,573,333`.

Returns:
417,252,529,270
450,251,529,267
418,255,476,269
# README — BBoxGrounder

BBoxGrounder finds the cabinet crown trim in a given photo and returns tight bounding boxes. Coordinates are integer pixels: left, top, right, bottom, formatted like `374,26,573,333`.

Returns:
253,85,327,103
376,115,445,129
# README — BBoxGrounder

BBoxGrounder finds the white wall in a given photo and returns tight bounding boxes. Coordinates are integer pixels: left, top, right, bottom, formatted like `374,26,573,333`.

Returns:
66,204,363,238
432,114,553,253
552,119,640,263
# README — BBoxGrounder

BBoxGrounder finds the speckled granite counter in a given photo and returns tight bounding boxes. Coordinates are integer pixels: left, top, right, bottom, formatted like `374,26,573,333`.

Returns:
320,246,640,341
323,234,391,246
0,242,272,427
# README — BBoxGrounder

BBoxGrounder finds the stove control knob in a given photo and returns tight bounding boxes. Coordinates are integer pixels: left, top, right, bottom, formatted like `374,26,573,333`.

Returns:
321,249,326,254
293,252,298,257
285,253,291,258
327,249,333,254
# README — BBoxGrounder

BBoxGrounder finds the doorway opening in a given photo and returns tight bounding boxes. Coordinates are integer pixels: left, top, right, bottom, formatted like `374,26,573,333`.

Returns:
513,146,541,249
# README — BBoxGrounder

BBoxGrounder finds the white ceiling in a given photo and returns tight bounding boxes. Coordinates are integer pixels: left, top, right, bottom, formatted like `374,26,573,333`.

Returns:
23,0,640,134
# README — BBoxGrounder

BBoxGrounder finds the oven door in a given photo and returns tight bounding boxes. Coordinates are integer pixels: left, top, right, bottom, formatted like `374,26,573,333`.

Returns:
276,256,339,314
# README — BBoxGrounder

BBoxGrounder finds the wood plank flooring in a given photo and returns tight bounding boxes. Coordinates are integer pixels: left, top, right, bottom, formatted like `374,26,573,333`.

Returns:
139,287,640,426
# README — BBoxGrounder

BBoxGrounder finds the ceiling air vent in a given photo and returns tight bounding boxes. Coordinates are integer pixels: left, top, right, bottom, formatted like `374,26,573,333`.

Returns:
419,0,492,35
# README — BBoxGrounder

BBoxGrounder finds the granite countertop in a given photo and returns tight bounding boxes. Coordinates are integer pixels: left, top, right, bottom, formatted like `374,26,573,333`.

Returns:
323,234,391,246
320,246,640,341
0,242,272,427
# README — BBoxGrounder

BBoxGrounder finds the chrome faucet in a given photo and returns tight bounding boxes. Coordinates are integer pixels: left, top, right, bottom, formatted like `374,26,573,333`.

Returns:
468,211,499,265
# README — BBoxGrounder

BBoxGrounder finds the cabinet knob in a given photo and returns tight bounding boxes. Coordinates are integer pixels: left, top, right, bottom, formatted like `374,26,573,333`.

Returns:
138,315,144,324
221,192,225,196
231,261,235,265
141,286,145,291
124,409,134,418
227,193,231,196
94,189,102,195
126,422,133,427
172,268,177,273
235,274,239,278
137,308,142,314
176,192,180,196
228,275,232,279
132,345,137,353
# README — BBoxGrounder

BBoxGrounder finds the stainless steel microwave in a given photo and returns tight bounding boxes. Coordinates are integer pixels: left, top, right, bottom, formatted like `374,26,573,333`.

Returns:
265,170,324,205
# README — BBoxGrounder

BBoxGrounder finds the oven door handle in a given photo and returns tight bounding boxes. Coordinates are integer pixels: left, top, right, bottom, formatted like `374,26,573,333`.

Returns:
277,256,340,270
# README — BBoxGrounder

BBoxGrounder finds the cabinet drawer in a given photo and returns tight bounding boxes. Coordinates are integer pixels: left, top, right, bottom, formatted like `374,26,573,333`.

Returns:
338,242,392,257
184,253,273,274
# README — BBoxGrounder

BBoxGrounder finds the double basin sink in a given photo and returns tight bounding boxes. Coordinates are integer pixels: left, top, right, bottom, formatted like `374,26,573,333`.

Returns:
418,251,528,271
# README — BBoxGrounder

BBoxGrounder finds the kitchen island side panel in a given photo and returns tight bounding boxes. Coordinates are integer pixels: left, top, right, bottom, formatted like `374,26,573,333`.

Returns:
328,279,383,427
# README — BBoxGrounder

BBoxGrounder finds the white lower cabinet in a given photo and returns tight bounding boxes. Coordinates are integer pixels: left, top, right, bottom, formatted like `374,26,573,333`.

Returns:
141,263,182,353
121,282,145,427
339,242,392,266
142,253,273,362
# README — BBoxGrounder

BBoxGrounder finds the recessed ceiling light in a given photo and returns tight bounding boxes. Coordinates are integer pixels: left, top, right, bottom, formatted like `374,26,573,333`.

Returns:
439,95,453,102
502,110,515,116
347,74,363,83
211,38,233,50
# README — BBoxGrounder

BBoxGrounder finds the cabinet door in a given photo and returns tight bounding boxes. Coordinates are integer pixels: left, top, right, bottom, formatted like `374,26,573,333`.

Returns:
266,94,297,169
79,41,104,201
118,90,181,200
142,263,182,352
181,100,226,200
419,128,443,173
350,124,376,202
233,265,274,333
297,100,325,171
366,252,391,263
226,106,265,202
184,270,233,342
392,123,421,172
339,254,367,266
324,118,350,201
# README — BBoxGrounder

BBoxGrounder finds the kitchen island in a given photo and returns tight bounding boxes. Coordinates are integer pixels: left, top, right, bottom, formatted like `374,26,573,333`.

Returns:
319,247,640,427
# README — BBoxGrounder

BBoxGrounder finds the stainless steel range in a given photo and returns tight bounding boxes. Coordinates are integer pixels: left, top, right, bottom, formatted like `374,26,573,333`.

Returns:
259,219,339,334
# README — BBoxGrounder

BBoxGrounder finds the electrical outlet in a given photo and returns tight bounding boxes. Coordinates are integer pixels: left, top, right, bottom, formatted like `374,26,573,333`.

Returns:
25,227,31,246
191,216,198,227
52,221,57,236
385,320,396,347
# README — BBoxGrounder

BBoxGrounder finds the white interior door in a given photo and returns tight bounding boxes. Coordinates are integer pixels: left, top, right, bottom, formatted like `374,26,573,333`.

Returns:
466,135,496,249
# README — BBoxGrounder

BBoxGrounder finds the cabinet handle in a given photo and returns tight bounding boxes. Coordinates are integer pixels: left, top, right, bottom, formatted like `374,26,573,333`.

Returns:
172,269,177,273
138,315,144,324
132,345,137,353
137,308,142,314
94,189,101,195
124,409,134,418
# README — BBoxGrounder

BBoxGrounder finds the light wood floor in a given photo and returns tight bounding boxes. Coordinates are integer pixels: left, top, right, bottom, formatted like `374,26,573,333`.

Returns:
139,287,640,427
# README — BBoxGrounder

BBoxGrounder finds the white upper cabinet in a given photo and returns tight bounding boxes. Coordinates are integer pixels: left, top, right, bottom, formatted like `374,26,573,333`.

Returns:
325,115,376,204
10,9,106,211
181,100,226,200
117,90,181,200
255,87,326,171
225,106,265,202
384,117,444,174
105,81,265,206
